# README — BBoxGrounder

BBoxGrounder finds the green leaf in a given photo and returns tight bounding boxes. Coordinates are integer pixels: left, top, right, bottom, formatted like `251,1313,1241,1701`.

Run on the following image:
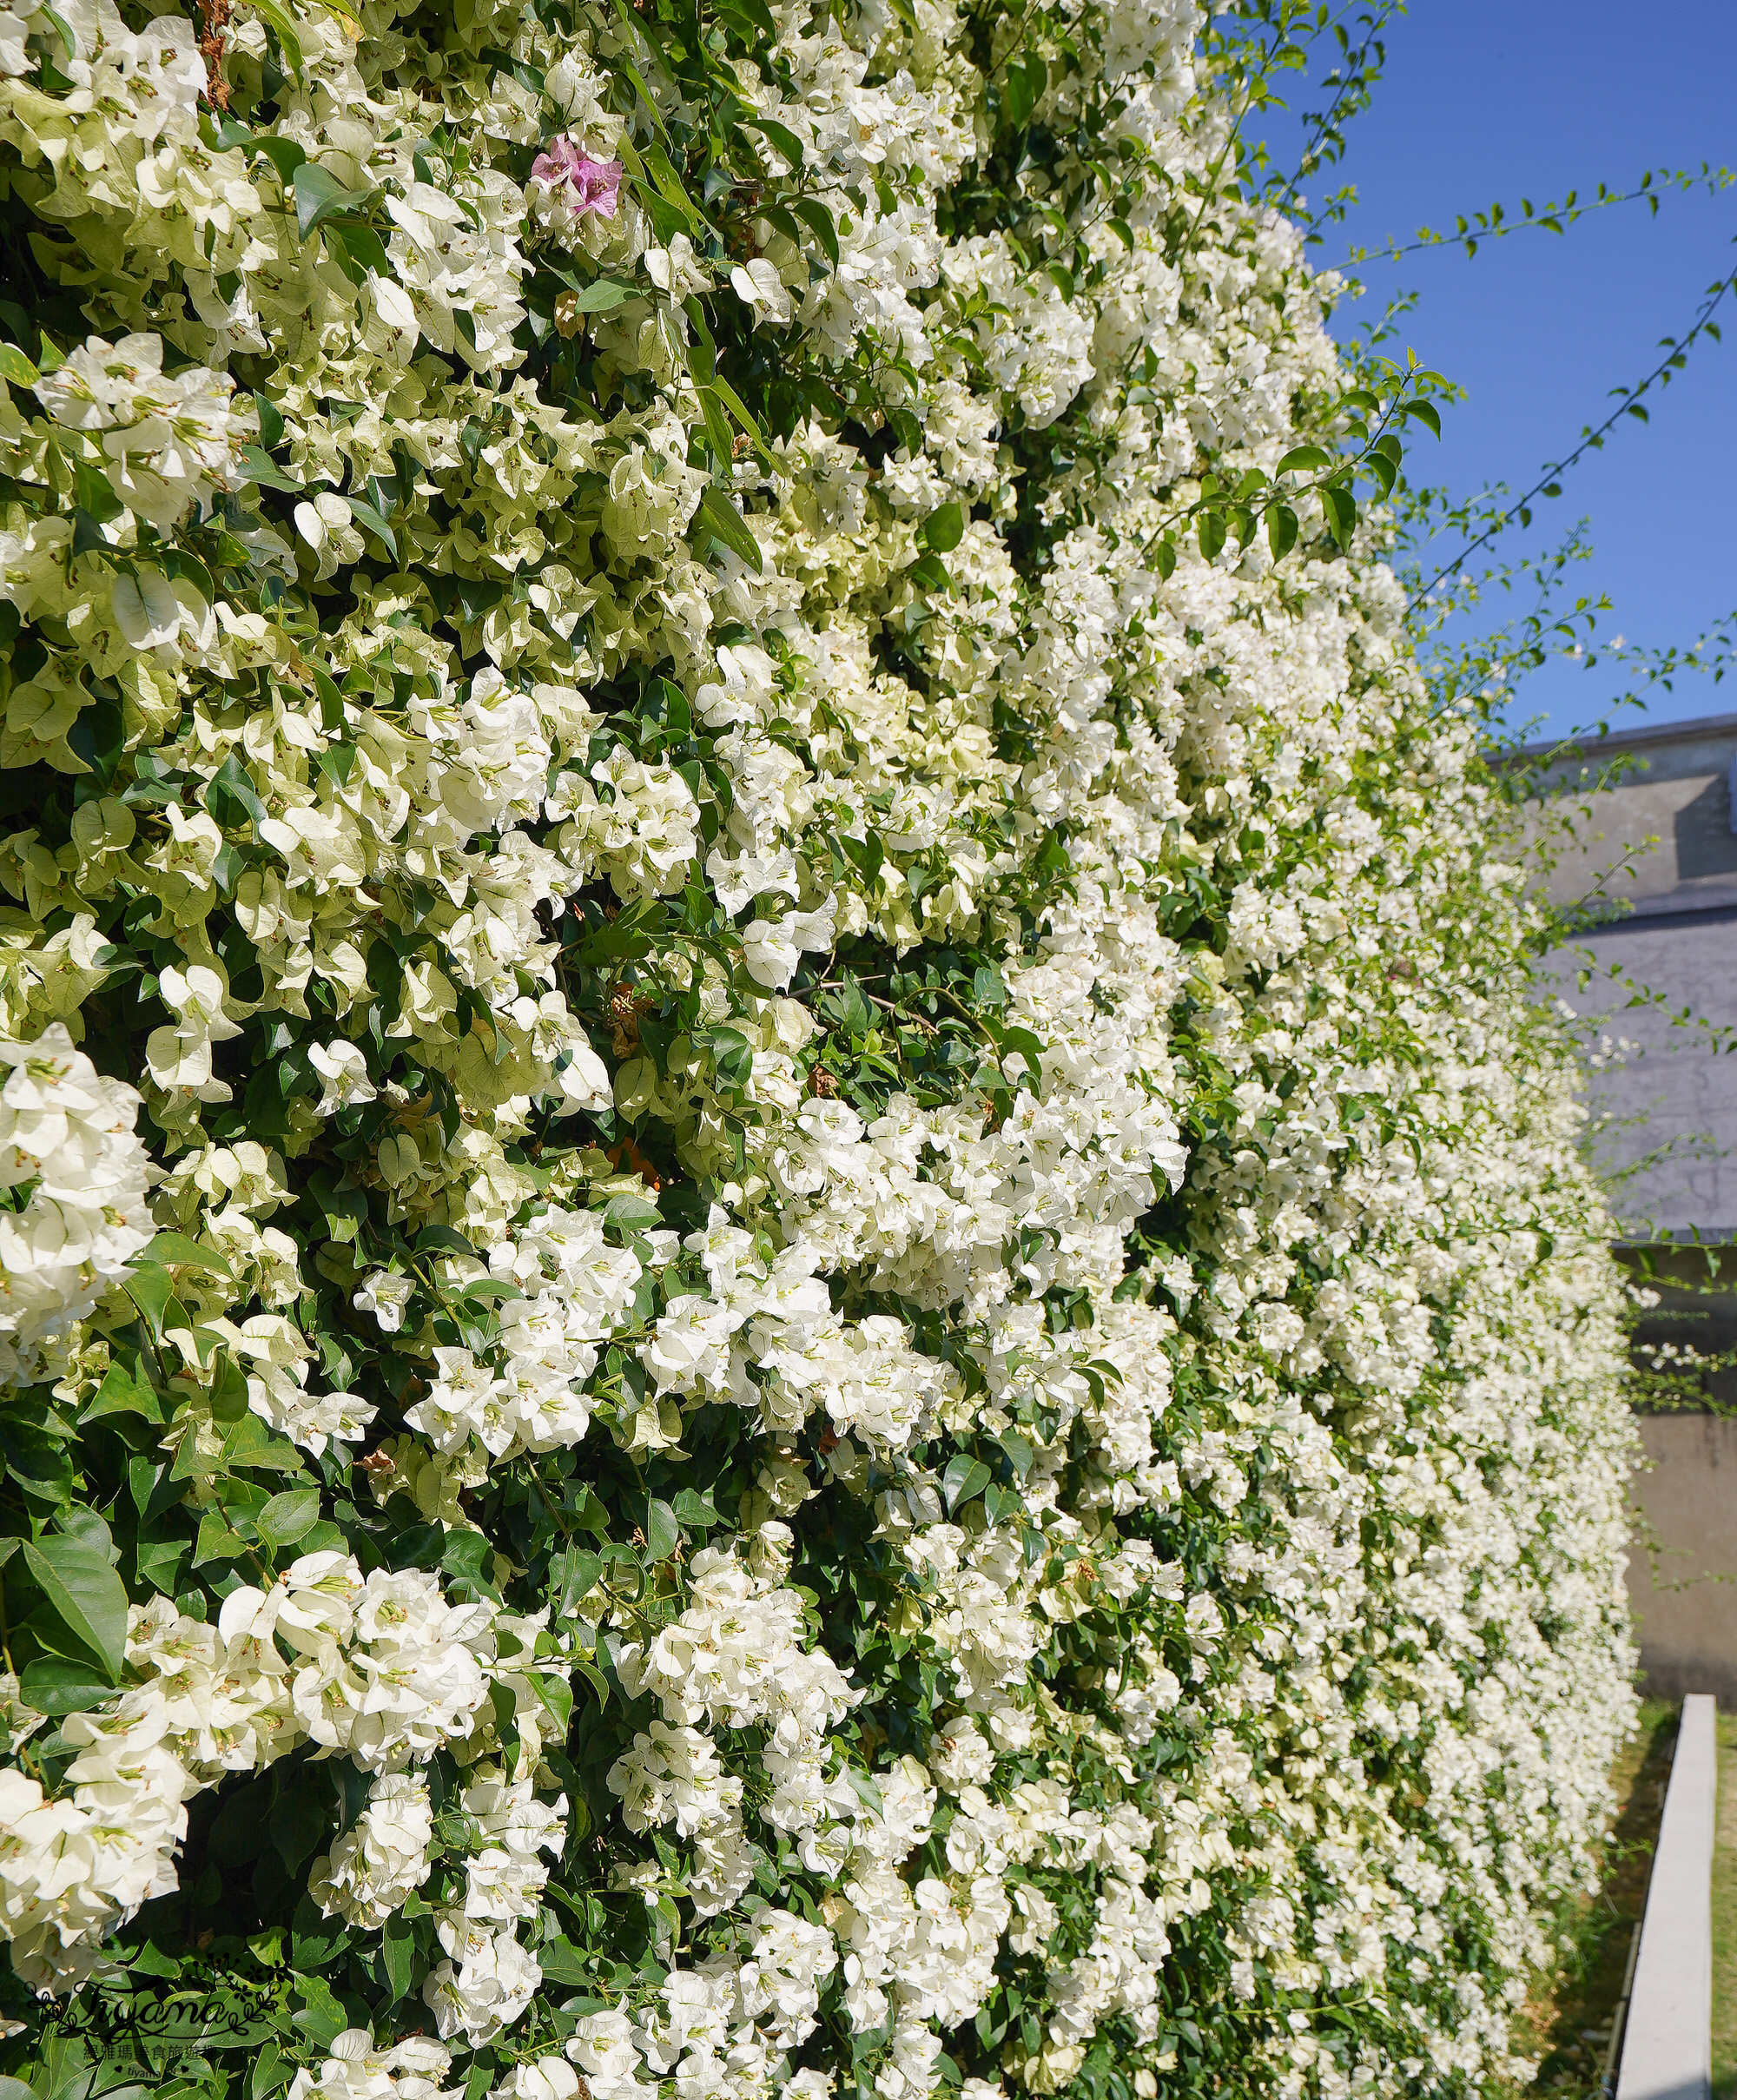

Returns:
605,1191,663,1229
844,1765,885,1816
1274,444,1332,475
564,277,635,314
79,1363,162,1426
293,162,374,241
251,2045,293,2100
574,1658,611,1709
1,1419,74,1503
292,1892,351,1971
991,1427,1034,1479
1321,483,1357,547
644,1496,680,1562
221,1411,306,1473
122,1262,188,1340
239,445,303,493
135,1535,191,1595
326,219,393,284
73,459,122,523
538,1937,591,1986
142,1229,235,1277
554,1548,604,1612
22,1529,129,1681
1003,51,1047,130
696,483,763,572
381,1911,415,2003
71,507,111,558
441,1528,495,1588
293,1975,348,2050
739,114,804,168
208,754,269,835
344,493,398,558
255,1488,320,1549
1197,506,1226,562
194,1513,248,1566
532,1669,574,1734
18,1654,114,1714
0,341,39,386
672,1486,723,1528
254,139,307,188
907,551,951,593
789,197,839,266
941,1454,992,1512
921,501,965,554
211,1349,251,1424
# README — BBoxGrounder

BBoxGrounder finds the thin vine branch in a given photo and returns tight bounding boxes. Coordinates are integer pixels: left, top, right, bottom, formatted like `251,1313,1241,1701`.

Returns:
1409,258,1737,611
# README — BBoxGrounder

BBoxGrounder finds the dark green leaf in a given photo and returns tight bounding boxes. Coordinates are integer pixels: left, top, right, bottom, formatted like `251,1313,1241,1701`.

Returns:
2,1428,73,1511
941,1454,992,1512
644,1496,680,1562
344,494,398,558
293,162,376,241
18,1654,113,1714
1003,51,1047,130
696,483,763,572
538,1937,591,1986
254,136,307,186
381,1911,415,2002
23,1529,129,1681
921,501,965,554
789,197,839,266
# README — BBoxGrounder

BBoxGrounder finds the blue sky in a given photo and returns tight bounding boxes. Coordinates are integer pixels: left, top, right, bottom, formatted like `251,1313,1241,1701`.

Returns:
1250,0,1737,747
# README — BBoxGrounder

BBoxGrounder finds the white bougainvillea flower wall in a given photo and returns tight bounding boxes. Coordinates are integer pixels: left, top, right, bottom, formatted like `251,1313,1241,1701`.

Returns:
0,0,1635,2094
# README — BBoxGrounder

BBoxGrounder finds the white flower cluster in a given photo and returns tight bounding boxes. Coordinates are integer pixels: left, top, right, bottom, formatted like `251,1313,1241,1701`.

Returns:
0,1555,561,1994
422,1765,569,2045
613,1542,859,1914
32,333,257,534
395,1202,646,1460
0,1025,151,1383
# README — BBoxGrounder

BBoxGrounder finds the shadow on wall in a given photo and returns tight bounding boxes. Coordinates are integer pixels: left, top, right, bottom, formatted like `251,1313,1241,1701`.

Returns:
1674,769,1737,883
1628,1410,1737,1703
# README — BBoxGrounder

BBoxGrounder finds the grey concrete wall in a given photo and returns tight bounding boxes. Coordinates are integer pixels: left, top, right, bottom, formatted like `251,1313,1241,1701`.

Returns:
1528,713,1737,916
1545,908,1737,1238
1514,714,1737,1238
1628,1414,1737,1704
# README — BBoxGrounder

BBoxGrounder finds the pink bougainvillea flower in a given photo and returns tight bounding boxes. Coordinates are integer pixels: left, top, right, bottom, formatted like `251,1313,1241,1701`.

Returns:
530,137,623,220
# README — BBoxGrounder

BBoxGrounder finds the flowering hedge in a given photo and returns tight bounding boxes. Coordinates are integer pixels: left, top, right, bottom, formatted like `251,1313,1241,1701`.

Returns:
0,0,1636,2096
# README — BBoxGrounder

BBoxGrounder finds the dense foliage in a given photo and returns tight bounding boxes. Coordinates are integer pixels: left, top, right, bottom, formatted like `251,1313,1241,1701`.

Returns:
0,0,1636,2097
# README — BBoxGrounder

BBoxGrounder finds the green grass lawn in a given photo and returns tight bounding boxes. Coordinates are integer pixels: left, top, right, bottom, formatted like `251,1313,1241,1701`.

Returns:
1713,1711,1737,2100
1510,1699,1737,2100
1515,1700,1678,2097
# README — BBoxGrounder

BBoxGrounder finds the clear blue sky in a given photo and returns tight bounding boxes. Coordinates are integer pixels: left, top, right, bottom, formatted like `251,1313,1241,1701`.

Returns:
1252,1,1737,747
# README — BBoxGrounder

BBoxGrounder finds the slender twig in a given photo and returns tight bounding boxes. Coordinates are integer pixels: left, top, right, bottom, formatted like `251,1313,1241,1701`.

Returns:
1409,261,1737,611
